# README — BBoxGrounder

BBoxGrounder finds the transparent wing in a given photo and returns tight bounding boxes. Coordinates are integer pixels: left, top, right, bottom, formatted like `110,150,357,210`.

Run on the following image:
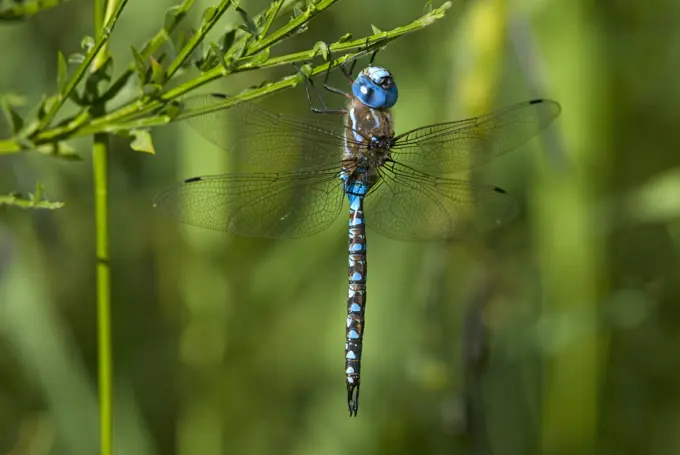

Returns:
153,169,345,239
181,94,364,171
390,99,561,175
364,161,518,241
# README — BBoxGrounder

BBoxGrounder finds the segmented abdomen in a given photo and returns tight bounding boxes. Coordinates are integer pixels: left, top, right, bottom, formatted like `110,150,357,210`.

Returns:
344,176,368,416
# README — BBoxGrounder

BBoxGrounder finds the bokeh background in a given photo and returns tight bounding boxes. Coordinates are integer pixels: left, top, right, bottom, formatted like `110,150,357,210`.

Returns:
2,0,680,454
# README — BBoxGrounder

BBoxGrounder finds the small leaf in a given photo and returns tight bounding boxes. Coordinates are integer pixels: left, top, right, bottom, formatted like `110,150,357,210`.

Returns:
32,181,44,204
83,56,113,104
142,84,163,96
220,29,236,53
236,6,259,35
68,88,85,106
149,57,166,86
337,33,353,43
293,5,303,17
3,93,26,106
35,95,54,121
164,5,182,31
0,0,66,21
130,45,147,85
313,41,329,60
1,100,24,134
57,51,68,93
423,1,433,14
238,48,270,69
299,63,312,79
164,0,194,30
371,24,383,34
0,187,64,209
129,129,156,154
81,35,95,52
210,43,229,72
163,102,182,120
35,141,81,161
202,5,218,24
68,53,86,64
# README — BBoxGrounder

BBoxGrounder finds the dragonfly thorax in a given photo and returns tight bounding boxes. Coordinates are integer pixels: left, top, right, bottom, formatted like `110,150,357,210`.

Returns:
344,98,395,176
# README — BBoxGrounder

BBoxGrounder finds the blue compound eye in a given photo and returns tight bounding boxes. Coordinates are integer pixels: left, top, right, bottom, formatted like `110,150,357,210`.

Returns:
352,67,399,109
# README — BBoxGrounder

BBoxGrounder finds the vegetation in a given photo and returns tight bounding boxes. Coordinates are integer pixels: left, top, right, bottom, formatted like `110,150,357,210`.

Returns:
1,0,679,454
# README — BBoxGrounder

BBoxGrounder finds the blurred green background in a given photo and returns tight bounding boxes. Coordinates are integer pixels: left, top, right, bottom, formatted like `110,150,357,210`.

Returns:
2,0,680,454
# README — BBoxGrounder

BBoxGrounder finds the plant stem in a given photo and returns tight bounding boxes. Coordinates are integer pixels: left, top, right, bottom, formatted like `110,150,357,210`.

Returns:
165,0,235,79
93,0,116,454
0,0,453,152
38,0,129,129
93,129,112,455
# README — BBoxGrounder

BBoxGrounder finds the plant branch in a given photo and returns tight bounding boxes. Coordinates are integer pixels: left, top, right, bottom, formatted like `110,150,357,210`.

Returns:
92,1,116,454
37,0,129,129
165,0,235,80
0,1,453,153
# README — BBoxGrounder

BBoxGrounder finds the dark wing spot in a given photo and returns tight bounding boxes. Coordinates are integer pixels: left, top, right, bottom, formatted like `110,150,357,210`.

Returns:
529,99,544,105
184,177,203,183
493,187,507,194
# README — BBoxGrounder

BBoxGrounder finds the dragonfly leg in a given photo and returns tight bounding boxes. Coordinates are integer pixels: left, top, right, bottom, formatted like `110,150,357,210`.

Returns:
368,45,379,66
319,48,354,98
293,63,347,115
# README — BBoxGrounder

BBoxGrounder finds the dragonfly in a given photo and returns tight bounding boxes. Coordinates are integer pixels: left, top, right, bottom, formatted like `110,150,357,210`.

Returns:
153,55,561,416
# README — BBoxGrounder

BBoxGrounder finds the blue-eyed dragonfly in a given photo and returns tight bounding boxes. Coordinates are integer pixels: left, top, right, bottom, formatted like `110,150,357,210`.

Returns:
153,58,561,416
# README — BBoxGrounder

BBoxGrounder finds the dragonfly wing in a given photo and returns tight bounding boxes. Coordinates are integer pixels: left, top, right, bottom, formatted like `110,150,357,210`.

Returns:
364,162,518,241
180,94,358,171
390,99,561,175
153,169,345,239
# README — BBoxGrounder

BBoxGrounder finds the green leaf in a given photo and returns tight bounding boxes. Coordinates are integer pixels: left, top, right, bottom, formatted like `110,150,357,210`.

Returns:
164,0,194,31
35,95,57,121
149,57,166,86
81,35,95,52
68,88,85,107
221,29,236,52
57,51,68,93
0,182,64,209
130,45,147,85
236,6,259,35
35,141,81,160
0,0,67,21
68,53,86,64
209,42,229,72
249,47,270,66
423,1,433,14
32,181,44,203
337,33,353,43
163,102,182,120
371,24,383,34
202,5,218,23
142,83,163,96
313,41,329,60
1,99,24,134
83,56,114,104
129,129,156,154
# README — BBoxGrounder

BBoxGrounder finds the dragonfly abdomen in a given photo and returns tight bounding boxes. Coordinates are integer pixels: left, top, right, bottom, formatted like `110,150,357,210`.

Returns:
345,178,368,416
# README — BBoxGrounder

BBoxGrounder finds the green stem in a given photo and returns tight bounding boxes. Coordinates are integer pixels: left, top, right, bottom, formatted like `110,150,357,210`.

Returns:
94,130,112,455
5,0,452,149
93,1,116,454
38,0,129,129
259,0,285,38
165,0,235,80
247,0,341,55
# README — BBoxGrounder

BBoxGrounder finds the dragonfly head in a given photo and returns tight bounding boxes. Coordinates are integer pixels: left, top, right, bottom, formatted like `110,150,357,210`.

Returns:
352,66,398,109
